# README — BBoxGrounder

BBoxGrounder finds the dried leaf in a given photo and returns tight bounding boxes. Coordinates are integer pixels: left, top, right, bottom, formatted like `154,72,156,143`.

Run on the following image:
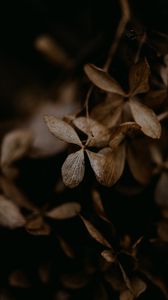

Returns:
73,117,110,147
129,59,150,96
129,98,161,138
80,215,111,248
1,129,32,167
44,115,82,146
46,202,81,219
0,195,25,229
84,64,125,95
155,172,168,207
62,150,85,188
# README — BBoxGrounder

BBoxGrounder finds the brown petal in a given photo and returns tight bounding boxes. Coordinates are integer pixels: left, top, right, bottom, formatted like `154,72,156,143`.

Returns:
73,117,110,147
91,189,109,223
1,129,32,168
0,177,37,212
160,63,168,87
129,59,150,96
120,277,147,300
91,94,123,128
62,150,85,188
84,64,125,95
46,202,81,219
26,216,51,236
131,278,147,297
57,235,75,258
129,98,161,139
155,172,168,207
100,145,126,186
86,149,117,187
127,141,152,185
0,195,25,229
143,90,167,109
44,115,82,146
103,146,126,185
120,290,133,300
80,215,111,248
114,145,126,182
149,144,163,165
101,250,116,263
110,122,141,148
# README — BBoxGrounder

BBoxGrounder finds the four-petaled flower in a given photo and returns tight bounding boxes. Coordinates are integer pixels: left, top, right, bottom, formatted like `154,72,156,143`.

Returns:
44,115,116,188
84,59,161,139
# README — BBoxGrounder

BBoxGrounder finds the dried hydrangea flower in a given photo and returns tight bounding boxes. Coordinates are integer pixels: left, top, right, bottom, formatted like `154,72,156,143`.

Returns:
84,59,161,138
44,115,118,188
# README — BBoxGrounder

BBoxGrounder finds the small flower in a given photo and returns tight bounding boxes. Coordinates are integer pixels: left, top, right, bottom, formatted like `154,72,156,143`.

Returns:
44,115,116,188
84,59,161,139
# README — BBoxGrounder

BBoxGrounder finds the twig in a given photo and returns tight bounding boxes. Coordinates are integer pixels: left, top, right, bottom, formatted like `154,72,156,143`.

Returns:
81,0,130,124
158,111,168,122
84,85,93,120
104,0,130,72
134,32,147,63
118,261,133,294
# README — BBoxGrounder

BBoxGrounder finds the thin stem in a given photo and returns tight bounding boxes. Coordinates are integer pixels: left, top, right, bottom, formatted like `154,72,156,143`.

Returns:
104,0,130,72
73,85,93,119
81,0,130,125
158,111,168,121
84,85,93,120
134,32,147,64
